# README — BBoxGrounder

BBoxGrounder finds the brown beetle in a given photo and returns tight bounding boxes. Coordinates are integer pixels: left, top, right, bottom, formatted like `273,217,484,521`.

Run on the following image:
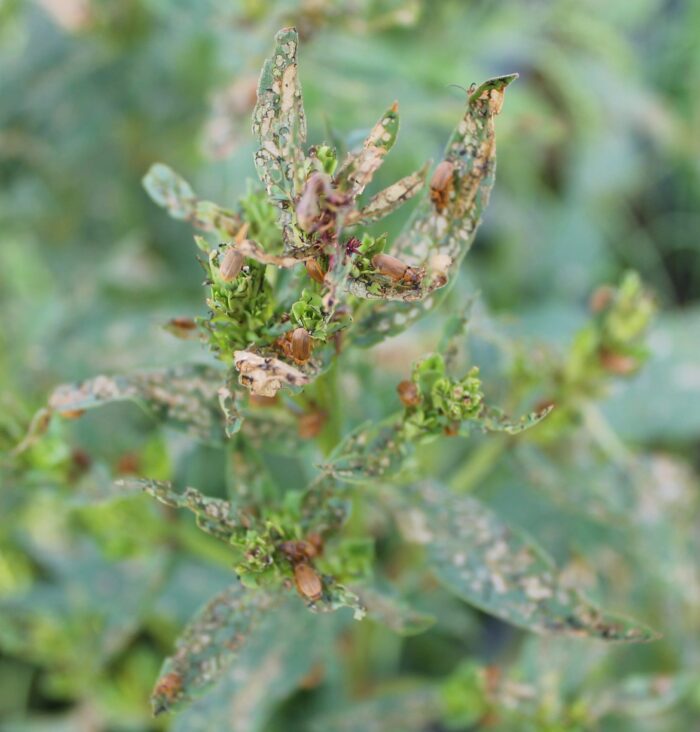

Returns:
305,258,326,284
152,671,183,709
371,253,423,287
599,347,637,375
397,380,421,407
290,327,313,363
293,562,323,602
298,410,327,439
219,247,244,282
59,409,86,420
430,160,455,212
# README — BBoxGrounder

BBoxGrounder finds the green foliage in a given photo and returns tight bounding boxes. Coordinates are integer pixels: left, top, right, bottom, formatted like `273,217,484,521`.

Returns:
2,2,700,731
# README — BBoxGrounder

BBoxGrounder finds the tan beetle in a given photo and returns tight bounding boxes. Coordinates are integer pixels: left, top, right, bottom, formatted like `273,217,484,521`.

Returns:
305,258,326,284
293,562,323,602
219,247,244,282
371,253,423,287
430,160,455,212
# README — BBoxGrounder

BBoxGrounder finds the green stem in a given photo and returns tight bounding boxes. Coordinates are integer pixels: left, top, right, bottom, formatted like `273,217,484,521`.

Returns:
448,435,509,493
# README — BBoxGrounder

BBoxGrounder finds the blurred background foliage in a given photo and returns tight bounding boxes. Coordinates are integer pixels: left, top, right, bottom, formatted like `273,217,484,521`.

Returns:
1,0,699,730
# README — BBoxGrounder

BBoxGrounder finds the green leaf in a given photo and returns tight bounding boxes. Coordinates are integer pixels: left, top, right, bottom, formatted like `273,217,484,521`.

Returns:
310,686,441,732
399,482,659,642
47,364,233,444
150,582,279,715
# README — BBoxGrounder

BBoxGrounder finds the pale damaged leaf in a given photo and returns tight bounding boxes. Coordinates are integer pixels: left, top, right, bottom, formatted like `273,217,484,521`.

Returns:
400,483,659,642
253,26,307,202
47,364,235,444
150,582,279,715
143,163,240,236
171,604,327,732
351,75,517,342
122,478,241,543
345,164,428,226
335,102,400,196
357,585,435,635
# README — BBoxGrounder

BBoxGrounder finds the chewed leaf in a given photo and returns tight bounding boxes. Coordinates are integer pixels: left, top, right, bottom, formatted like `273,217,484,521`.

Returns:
310,686,441,732
143,164,240,236
473,404,554,435
336,102,400,196
150,583,279,715
357,585,435,635
400,483,659,642
122,478,240,542
171,603,327,732
351,75,517,343
143,163,196,220
47,364,233,444
345,164,428,226
253,26,307,202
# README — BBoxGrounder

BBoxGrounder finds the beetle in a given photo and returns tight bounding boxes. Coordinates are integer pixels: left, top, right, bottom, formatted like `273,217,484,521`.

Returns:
219,247,244,282
430,160,455,212
305,257,326,284
293,562,323,602
371,253,423,287
290,327,313,362
397,380,421,407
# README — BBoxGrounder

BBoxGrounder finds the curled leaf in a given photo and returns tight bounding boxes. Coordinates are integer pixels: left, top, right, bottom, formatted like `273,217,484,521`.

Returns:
234,350,311,397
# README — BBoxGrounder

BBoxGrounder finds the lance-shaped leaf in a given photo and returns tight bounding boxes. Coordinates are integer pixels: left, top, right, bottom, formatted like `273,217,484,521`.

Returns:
350,75,516,341
47,364,234,444
356,584,435,635
310,686,442,732
171,604,329,732
253,26,307,202
345,164,428,226
335,102,400,196
150,582,279,715
398,482,659,642
122,478,241,543
143,163,240,237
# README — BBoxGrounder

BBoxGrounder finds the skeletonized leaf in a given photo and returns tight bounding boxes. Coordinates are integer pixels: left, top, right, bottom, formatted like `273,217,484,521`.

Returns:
143,164,240,236
150,582,279,715
47,364,233,444
253,26,307,202
357,585,435,635
122,478,241,543
335,102,400,196
233,350,312,397
467,404,554,435
172,604,330,732
351,75,516,342
345,164,428,226
399,482,659,642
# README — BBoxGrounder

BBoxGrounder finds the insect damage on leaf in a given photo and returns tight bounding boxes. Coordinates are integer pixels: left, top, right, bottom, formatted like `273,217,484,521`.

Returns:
46,364,233,444
150,582,279,715
399,483,660,642
234,350,312,397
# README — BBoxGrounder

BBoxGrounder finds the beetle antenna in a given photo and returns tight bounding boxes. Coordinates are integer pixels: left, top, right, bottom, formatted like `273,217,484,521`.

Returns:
447,83,470,95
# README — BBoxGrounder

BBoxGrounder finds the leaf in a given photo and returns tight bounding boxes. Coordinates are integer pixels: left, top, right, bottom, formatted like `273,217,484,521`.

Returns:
47,364,233,444
335,102,400,196
345,164,428,226
122,478,241,543
473,404,554,435
351,75,516,342
150,582,279,715
233,349,312,397
398,482,659,642
142,164,240,236
357,585,435,635
252,26,307,203
171,604,330,732
310,686,441,732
